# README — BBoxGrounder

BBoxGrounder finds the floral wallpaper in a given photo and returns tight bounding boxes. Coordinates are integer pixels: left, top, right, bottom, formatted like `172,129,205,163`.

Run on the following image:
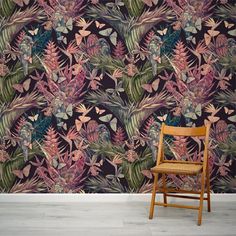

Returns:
0,0,235,194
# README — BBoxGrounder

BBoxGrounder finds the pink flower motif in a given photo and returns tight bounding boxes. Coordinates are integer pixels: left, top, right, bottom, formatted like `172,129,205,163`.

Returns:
215,34,228,57
0,63,9,77
172,136,188,160
86,156,102,176
125,150,138,163
215,120,228,142
90,166,100,176
0,150,10,163
216,156,231,176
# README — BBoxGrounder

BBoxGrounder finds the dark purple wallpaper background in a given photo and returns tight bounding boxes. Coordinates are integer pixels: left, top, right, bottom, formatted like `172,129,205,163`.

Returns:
0,0,235,193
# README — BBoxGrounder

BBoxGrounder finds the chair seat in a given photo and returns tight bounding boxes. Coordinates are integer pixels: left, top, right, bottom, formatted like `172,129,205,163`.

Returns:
151,162,203,175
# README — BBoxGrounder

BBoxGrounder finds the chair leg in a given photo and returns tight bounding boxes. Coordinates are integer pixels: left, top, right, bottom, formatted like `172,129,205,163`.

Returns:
149,173,158,219
162,174,167,206
206,164,211,212
198,172,206,226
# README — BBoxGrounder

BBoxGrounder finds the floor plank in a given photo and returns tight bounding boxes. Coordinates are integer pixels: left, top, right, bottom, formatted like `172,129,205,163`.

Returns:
0,200,235,236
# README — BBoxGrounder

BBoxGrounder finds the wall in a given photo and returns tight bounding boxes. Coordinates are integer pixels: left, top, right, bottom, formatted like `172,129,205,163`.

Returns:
0,0,235,193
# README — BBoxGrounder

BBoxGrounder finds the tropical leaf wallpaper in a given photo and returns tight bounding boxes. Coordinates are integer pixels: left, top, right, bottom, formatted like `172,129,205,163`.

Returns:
0,0,235,194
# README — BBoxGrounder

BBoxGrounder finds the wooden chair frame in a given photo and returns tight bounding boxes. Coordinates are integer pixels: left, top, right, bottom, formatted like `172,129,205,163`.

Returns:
149,123,211,226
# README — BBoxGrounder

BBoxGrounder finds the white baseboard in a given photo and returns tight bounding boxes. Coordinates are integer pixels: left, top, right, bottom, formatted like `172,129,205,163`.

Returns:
0,193,235,203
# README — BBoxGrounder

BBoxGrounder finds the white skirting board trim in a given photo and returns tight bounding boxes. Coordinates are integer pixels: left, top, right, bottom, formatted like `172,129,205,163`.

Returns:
0,193,235,202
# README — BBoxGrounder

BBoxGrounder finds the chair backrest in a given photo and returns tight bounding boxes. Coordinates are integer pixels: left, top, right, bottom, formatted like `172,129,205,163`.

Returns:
156,123,210,166
163,125,207,137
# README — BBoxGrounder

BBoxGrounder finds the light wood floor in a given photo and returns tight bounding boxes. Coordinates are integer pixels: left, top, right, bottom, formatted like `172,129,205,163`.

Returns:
0,200,235,236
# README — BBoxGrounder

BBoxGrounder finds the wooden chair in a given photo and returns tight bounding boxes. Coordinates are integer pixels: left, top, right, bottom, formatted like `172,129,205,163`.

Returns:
149,123,211,226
